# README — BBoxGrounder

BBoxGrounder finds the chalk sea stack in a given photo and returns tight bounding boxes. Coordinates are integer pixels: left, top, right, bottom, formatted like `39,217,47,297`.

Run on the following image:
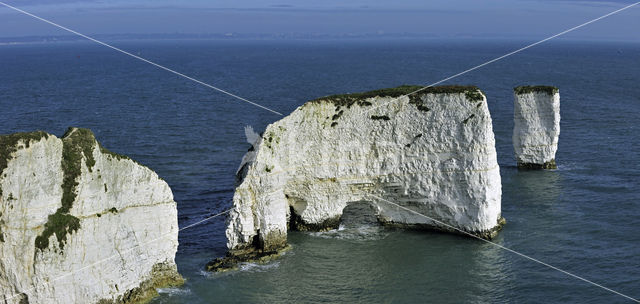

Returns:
513,86,560,169
0,128,182,304
208,85,504,271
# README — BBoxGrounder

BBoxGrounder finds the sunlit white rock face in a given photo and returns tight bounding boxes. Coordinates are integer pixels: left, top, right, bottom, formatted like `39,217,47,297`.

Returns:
0,128,182,304
513,86,560,169
225,86,503,256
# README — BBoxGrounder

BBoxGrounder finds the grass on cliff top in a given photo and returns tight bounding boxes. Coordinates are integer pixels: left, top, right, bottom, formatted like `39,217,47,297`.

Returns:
0,131,50,198
59,127,96,212
35,127,97,252
35,127,150,252
0,131,50,177
0,127,140,252
308,85,484,107
514,85,559,95
0,131,50,243
99,143,132,162
99,142,149,171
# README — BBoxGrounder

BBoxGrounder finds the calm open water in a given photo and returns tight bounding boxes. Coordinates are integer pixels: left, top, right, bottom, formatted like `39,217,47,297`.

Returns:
1,38,639,303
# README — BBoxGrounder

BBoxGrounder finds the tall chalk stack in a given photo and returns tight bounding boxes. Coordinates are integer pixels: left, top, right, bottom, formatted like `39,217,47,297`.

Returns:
513,86,560,169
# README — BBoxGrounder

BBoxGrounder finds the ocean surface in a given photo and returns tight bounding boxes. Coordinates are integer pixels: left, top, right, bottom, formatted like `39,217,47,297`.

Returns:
1,38,639,303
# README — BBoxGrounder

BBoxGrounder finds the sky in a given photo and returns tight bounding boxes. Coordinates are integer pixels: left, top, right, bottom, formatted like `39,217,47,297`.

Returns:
0,0,639,41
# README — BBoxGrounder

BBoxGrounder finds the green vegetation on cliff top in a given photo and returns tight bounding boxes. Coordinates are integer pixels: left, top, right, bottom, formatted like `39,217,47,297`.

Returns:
309,85,484,107
0,132,51,202
0,131,50,194
0,132,50,243
0,128,144,252
99,143,132,162
514,85,558,95
35,127,97,251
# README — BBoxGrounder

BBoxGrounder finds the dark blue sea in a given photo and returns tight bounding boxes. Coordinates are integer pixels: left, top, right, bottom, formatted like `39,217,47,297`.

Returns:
1,38,639,303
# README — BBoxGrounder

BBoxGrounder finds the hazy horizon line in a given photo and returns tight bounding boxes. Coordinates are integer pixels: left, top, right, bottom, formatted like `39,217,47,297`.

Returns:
2,32,639,44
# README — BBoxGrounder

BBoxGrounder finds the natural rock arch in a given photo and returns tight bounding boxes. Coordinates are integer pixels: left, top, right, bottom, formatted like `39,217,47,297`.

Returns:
210,85,504,272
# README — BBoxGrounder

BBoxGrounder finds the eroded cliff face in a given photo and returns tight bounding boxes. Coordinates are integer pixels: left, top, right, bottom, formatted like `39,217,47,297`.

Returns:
513,86,560,169
216,85,503,268
0,128,182,304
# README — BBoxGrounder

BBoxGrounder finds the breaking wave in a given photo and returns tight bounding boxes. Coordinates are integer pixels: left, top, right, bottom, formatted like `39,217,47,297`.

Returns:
157,287,192,296
308,225,389,241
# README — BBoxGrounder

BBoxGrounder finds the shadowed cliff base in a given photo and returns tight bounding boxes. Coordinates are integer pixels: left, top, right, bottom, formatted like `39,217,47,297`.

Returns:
381,216,507,240
206,206,506,272
517,159,558,170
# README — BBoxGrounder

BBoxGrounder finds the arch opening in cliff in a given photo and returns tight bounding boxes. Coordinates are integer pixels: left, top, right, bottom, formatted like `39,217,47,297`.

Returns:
287,199,384,232
339,201,381,229
216,85,503,272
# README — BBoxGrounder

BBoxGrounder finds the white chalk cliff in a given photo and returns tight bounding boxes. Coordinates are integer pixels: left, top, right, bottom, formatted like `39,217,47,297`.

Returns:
513,86,560,169
0,128,182,304
222,85,503,263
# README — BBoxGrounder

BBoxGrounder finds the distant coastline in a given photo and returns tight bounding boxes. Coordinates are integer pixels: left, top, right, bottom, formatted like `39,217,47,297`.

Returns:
2,32,639,46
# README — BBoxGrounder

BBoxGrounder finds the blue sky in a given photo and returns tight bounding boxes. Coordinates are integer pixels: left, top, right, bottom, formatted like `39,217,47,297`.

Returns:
1,0,639,41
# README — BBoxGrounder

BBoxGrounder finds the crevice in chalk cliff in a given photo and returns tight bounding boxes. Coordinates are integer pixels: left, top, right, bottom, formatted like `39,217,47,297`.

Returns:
0,213,4,242
16,293,28,304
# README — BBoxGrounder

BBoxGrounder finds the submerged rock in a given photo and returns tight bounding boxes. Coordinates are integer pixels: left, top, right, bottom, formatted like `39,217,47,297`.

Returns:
513,86,560,169
0,128,182,304
209,85,504,271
